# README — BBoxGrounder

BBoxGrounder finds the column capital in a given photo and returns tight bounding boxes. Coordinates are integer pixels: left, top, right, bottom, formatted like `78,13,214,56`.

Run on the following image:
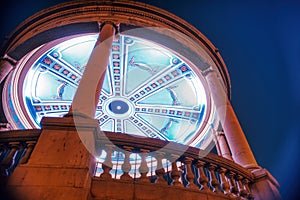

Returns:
201,65,216,77
99,21,119,34
216,130,225,137
0,54,17,83
1,54,17,66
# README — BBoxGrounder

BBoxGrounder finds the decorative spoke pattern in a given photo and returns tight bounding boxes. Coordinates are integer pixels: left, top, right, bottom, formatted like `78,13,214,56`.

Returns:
10,34,209,146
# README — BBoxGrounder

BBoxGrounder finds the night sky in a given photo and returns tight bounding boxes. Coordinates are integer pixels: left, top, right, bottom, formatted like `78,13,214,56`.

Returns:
1,0,299,199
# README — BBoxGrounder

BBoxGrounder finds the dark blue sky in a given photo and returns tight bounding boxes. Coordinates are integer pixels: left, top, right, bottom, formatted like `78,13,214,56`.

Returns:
1,0,299,199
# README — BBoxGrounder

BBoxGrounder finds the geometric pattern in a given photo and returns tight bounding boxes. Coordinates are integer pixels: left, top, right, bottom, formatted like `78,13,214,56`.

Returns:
9,34,209,146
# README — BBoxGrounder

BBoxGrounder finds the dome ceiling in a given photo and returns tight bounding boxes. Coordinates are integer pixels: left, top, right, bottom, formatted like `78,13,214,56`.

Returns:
3,33,216,147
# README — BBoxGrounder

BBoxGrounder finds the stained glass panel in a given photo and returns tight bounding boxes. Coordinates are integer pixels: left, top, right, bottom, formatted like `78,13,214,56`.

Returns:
12,34,209,146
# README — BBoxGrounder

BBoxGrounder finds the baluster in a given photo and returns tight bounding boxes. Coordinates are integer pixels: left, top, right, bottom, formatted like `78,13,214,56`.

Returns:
218,167,234,198
236,175,247,198
19,141,36,164
242,179,254,200
165,159,173,185
155,152,166,184
227,171,238,195
195,160,210,192
120,146,133,181
208,164,221,194
183,157,198,189
0,142,20,175
100,145,113,179
170,154,183,187
138,149,149,183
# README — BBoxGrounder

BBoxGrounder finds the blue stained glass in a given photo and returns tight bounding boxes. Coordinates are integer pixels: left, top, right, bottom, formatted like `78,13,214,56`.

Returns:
12,33,209,146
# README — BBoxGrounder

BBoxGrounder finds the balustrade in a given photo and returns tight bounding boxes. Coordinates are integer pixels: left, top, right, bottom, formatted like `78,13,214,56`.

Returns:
0,130,40,177
94,131,254,199
0,129,254,199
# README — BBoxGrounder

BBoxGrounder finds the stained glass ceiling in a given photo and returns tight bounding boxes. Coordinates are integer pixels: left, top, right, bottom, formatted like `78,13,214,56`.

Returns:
5,33,216,147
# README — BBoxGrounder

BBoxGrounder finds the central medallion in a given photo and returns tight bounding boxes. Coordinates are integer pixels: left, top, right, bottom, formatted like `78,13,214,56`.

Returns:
108,100,129,114
103,97,133,119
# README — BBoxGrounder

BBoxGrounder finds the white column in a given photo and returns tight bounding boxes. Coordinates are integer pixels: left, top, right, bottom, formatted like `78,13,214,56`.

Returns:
204,67,258,169
68,22,116,118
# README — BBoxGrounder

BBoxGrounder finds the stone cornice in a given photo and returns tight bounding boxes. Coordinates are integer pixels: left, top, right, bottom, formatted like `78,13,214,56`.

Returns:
0,0,231,98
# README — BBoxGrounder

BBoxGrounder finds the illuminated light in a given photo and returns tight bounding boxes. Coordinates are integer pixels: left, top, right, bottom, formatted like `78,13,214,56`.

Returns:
5,34,213,148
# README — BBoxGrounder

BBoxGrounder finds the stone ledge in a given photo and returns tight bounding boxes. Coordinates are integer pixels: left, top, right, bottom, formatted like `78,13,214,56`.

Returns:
91,178,230,200
7,165,91,188
3,185,90,200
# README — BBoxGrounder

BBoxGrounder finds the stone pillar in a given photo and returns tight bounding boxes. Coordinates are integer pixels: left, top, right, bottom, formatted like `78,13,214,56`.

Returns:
68,22,116,118
0,56,16,84
204,67,281,199
5,117,98,200
203,67,258,169
214,129,233,161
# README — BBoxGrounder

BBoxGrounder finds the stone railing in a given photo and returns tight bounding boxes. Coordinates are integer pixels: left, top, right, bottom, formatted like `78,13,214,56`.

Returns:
94,132,254,199
0,129,254,199
0,129,41,176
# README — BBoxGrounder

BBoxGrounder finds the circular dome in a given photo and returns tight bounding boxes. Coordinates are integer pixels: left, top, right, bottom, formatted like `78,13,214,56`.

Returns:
4,33,213,146
1,0,230,149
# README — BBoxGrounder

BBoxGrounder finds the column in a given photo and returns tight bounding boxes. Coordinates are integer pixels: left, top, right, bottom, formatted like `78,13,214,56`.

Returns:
203,67,258,169
68,22,116,118
0,56,16,84
214,129,233,161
